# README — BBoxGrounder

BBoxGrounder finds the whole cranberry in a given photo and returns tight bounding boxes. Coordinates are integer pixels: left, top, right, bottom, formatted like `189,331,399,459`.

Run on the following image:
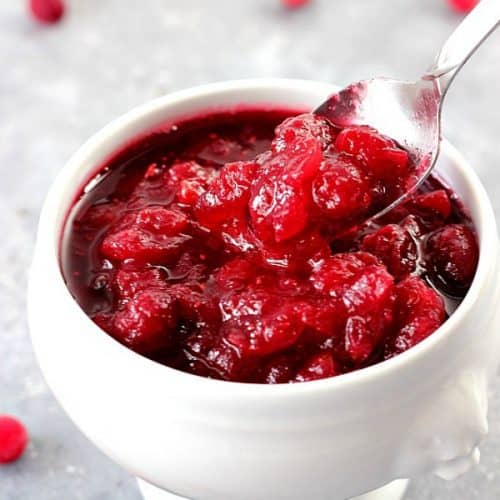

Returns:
29,0,65,24
281,0,311,10
0,415,28,464
424,224,479,294
447,0,479,13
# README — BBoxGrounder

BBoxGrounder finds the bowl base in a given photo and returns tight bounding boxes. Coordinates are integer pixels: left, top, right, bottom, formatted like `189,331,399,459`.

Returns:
137,478,409,500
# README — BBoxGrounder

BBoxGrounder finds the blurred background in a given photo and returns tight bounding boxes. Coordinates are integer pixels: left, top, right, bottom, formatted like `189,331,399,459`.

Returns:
1,0,499,498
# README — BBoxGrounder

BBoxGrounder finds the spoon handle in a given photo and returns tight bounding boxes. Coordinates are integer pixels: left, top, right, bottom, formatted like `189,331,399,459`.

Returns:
425,0,500,95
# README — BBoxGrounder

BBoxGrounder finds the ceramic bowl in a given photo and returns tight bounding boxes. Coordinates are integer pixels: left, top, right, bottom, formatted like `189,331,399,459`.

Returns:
28,79,500,500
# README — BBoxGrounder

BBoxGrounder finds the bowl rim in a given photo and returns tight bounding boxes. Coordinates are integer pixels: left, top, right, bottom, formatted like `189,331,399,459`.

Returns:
32,77,499,398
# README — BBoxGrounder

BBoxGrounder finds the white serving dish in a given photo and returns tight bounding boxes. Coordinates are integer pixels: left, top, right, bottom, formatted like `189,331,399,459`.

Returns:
28,79,500,500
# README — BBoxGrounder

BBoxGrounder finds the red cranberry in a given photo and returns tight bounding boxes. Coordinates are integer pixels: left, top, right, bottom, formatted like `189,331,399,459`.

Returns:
217,217,257,254
273,114,334,154
215,258,254,292
335,125,409,180
166,162,217,205
195,161,257,229
424,224,479,293
411,190,451,221
262,354,297,384
223,307,303,357
385,276,446,357
101,228,190,263
249,176,310,243
281,0,311,8
78,202,122,229
135,207,189,235
218,283,304,356
111,289,178,354
113,269,167,299
294,352,338,382
342,265,395,362
29,0,64,24
447,0,478,13
309,252,380,297
312,155,371,221
0,416,28,464
297,297,345,340
172,284,220,329
101,206,191,263
258,230,331,273
361,224,417,279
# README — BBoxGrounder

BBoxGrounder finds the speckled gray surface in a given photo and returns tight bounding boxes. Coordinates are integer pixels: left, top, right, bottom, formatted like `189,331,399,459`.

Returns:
1,0,500,499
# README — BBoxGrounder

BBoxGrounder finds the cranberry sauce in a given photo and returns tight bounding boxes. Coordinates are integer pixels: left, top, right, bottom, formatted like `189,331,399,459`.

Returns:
62,109,479,384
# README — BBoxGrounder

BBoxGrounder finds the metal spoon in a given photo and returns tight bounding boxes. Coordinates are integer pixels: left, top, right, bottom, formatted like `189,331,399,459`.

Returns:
315,0,500,220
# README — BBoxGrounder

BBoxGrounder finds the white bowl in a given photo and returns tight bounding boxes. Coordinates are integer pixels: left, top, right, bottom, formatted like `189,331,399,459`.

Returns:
28,79,500,500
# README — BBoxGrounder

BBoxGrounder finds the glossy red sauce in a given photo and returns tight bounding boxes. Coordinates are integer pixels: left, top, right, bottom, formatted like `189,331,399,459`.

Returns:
62,108,478,383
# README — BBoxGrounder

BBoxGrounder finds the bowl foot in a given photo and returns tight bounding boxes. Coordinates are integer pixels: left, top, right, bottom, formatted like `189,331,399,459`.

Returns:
137,479,188,500
137,478,409,500
351,479,409,500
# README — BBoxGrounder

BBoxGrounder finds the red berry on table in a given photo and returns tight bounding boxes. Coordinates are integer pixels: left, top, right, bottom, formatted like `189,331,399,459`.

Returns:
29,0,65,24
0,416,28,464
281,0,311,9
447,0,479,13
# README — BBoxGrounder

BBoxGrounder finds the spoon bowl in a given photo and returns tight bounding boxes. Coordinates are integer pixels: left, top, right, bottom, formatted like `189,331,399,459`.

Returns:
315,77,440,219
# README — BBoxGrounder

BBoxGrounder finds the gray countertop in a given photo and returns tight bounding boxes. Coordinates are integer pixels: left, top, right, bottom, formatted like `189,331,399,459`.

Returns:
1,0,500,498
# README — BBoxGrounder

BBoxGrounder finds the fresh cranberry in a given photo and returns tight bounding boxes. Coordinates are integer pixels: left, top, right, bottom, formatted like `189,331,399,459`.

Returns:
424,224,479,293
29,0,64,24
0,416,28,464
447,0,478,13
281,0,311,8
